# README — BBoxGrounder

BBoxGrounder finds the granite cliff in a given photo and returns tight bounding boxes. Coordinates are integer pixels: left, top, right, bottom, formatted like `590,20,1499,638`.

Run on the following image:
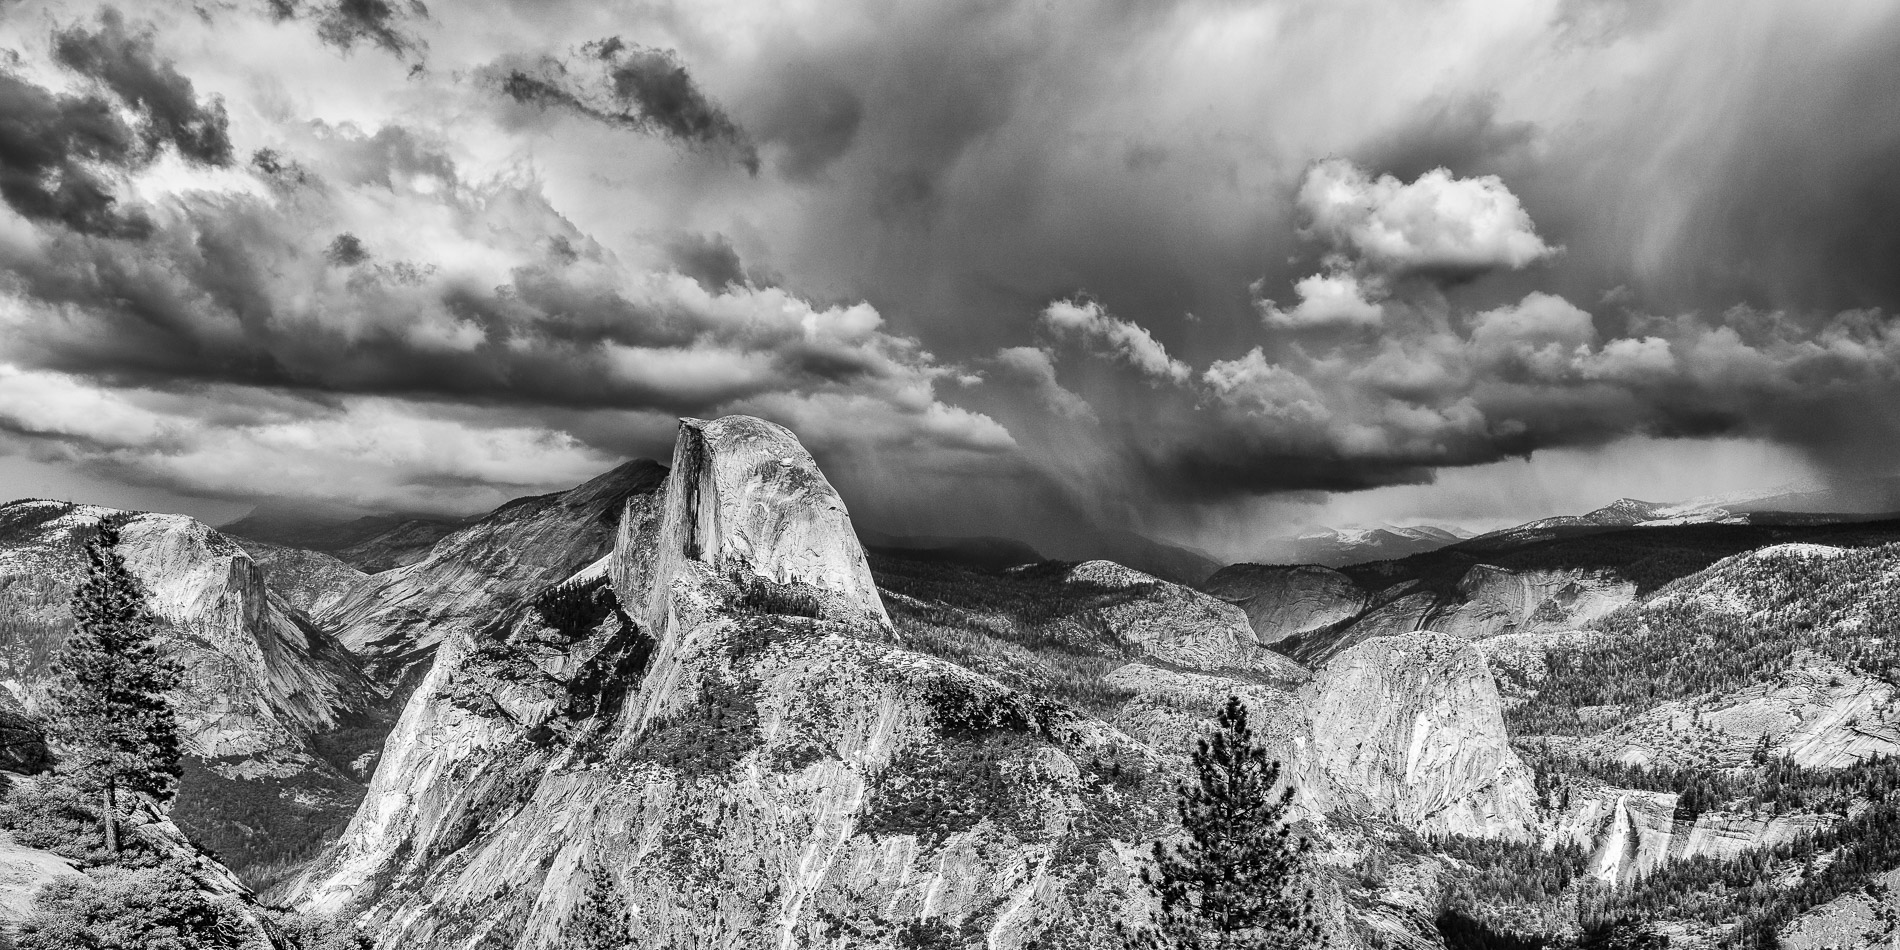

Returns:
288,417,1550,948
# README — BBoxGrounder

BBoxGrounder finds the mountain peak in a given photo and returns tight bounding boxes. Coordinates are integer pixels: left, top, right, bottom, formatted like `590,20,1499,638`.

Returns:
619,415,889,633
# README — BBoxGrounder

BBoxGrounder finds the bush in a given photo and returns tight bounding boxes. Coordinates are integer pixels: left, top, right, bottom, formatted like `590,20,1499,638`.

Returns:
15,867,246,950
0,778,158,868
270,910,372,950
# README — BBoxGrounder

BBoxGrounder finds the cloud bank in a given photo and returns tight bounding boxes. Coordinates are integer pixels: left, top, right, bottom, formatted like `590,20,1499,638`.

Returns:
0,0,1895,558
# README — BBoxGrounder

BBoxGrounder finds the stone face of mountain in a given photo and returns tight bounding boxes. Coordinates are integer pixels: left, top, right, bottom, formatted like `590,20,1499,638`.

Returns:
1782,868,1900,949
1300,632,1538,840
1201,563,1368,644
1430,565,1636,642
0,837,81,926
0,500,376,881
1056,559,1279,671
291,416,1547,948
232,539,368,618
0,501,372,768
1543,785,1836,887
321,459,668,690
1052,528,1223,587
1576,665,1900,770
290,416,1189,947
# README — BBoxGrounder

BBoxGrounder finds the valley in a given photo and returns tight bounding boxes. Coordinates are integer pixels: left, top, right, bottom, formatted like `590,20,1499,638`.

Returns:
1,416,1899,946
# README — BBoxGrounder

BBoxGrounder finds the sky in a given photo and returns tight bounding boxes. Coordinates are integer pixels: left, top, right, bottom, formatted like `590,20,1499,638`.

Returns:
0,0,1895,561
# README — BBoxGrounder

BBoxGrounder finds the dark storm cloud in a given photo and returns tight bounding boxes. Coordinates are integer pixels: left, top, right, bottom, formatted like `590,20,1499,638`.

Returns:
1040,283,1900,506
662,232,747,291
751,74,863,180
0,11,234,238
266,0,428,59
1665,36,1900,314
1355,95,1537,182
0,119,1004,460
52,9,232,165
495,40,758,174
7,0,1900,546
0,73,147,237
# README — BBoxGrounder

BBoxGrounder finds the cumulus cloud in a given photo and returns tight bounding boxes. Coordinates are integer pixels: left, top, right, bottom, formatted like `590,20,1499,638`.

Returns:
1032,287,1900,503
0,14,1010,516
1039,298,1190,384
1297,158,1558,279
1254,272,1386,328
1,0,1899,553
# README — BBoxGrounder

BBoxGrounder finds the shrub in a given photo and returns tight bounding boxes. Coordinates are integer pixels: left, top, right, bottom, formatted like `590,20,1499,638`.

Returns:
270,910,372,950
0,778,159,868
15,867,245,950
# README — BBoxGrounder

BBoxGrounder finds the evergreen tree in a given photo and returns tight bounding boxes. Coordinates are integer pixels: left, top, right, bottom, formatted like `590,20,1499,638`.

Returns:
1132,696,1326,950
47,517,182,854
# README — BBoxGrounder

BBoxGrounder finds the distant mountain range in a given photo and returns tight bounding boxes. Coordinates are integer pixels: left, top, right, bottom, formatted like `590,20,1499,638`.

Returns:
1286,523,1475,566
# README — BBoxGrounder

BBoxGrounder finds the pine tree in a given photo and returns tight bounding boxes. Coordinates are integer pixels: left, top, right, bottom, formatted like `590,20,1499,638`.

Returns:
47,517,183,854
1131,696,1327,950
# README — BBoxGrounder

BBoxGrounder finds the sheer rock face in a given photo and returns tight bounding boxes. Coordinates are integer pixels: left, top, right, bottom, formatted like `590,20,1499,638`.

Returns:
0,502,371,773
1299,632,1538,840
231,539,368,619
1201,563,1367,645
117,515,376,767
289,417,1555,947
619,416,887,636
1236,561,1637,668
291,416,1185,949
1545,786,1836,887
323,460,667,691
1432,565,1636,641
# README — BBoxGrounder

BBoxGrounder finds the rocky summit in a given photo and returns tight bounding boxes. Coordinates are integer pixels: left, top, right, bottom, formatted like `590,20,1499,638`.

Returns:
6,417,1900,948
277,416,1528,947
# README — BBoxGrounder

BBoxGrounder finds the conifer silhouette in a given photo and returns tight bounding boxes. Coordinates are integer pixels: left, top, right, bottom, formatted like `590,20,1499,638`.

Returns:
47,517,182,853
1132,696,1326,950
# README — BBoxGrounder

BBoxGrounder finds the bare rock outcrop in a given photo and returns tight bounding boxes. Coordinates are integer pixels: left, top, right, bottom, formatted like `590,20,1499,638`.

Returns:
1782,868,1900,949
292,416,1188,948
0,502,372,772
232,539,368,618
1431,565,1635,641
1575,664,1900,770
1543,784,1835,886
1201,563,1367,645
0,836,81,927
1300,632,1538,840
1060,559,1294,673
289,417,1554,948
322,459,667,691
